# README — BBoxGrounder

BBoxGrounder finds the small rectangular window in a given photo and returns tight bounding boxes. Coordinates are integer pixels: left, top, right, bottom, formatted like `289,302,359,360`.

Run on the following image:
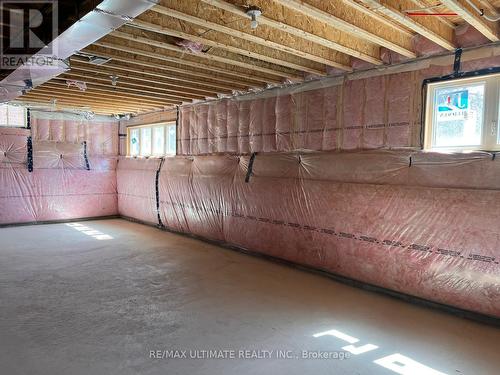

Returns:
127,122,176,157
152,126,165,155
166,124,176,155
425,74,500,151
140,128,152,156
130,128,140,156
0,104,27,127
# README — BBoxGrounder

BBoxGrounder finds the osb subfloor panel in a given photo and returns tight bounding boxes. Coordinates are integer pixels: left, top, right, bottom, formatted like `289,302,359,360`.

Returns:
0,219,498,375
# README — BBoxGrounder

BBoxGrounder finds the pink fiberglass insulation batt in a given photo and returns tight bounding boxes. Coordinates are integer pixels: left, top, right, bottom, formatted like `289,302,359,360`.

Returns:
177,54,500,156
0,113,118,225
116,151,500,318
116,157,161,225
177,73,420,155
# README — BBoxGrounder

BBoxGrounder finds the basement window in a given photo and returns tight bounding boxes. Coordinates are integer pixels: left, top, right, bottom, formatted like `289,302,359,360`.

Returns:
128,123,176,157
0,104,27,128
424,74,500,151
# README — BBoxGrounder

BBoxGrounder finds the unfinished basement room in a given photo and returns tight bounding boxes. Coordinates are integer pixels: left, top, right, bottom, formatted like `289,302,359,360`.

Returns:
1,0,500,374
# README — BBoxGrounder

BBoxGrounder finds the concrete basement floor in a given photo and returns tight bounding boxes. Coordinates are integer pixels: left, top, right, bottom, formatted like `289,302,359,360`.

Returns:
0,219,499,375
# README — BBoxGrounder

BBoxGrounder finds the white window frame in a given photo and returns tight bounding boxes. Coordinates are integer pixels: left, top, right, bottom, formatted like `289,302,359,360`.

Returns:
0,104,27,128
127,122,176,157
424,73,500,152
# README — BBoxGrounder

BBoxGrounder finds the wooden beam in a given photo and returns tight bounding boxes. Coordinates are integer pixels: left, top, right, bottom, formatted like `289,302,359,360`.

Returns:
68,63,212,99
111,29,294,80
407,0,455,28
440,0,499,41
49,78,180,104
83,45,250,91
20,96,144,114
201,0,381,65
93,39,276,85
27,88,164,110
477,0,497,15
17,99,139,115
340,0,416,36
60,72,189,103
36,83,170,107
131,18,326,76
71,56,227,96
17,99,125,116
151,4,352,71
357,0,456,50
273,0,416,58
72,57,221,97
23,91,161,112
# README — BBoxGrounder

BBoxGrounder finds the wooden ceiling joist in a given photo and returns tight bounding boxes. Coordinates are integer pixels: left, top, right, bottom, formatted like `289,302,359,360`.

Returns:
273,0,416,58
201,0,382,65
19,101,145,116
131,18,327,76
61,72,194,102
23,90,164,110
15,0,500,116
111,28,296,80
20,94,156,113
150,4,353,72
407,0,456,29
477,0,498,15
339,0,415,36
83,45,252,91
59,72,185,103
17,98,134,116
356,0,456,50
37,83,172,107
71,58,228,96
50,78,180,104
440,0,499,41
92,40,277,86
70,59,221,97
68,63,213,99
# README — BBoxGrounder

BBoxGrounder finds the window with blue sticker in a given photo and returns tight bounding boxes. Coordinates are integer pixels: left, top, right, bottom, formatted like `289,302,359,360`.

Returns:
425,74,500,151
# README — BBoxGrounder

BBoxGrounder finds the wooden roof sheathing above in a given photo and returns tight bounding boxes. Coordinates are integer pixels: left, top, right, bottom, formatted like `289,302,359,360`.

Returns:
17,0,500,116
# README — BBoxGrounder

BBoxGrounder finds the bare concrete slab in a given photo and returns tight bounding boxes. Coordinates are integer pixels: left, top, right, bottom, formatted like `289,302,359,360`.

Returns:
0,219,498,375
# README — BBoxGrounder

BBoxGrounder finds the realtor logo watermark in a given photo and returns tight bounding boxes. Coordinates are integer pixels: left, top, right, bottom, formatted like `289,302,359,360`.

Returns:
0,0,58,69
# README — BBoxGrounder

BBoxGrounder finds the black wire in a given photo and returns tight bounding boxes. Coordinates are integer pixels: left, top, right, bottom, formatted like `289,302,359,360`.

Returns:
420,82,427,149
